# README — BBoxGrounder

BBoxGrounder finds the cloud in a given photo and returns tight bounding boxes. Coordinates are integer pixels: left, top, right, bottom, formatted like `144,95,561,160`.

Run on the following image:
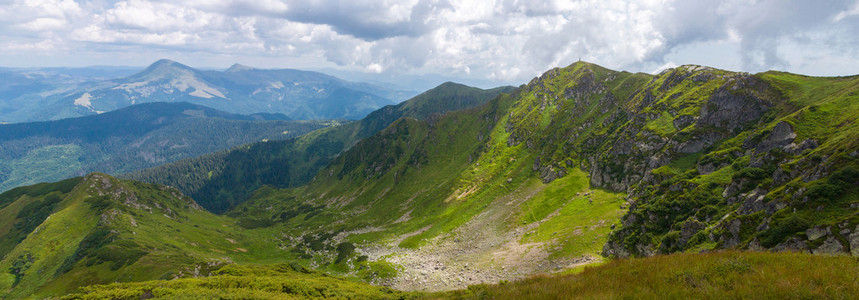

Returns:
0,0,857,82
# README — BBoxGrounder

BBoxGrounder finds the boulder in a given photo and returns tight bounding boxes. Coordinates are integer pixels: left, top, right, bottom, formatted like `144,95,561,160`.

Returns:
755,121,797,153
805,225,829,241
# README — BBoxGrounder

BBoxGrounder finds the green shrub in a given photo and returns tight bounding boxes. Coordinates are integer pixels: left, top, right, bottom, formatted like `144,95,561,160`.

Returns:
237,217,274,229
335,242,356,264
758,214,810,248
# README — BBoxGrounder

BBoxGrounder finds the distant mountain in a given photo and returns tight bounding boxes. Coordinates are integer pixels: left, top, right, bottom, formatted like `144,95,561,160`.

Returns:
0,66,146,124
19,59,409,122
0,102,334,192
126,82,514,213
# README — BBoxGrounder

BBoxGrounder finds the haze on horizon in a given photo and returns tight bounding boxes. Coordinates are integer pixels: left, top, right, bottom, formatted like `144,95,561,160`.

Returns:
1,0,857,86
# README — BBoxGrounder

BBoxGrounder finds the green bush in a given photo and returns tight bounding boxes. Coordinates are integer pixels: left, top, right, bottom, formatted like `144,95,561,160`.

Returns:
237,217,274,229
335,242,356,264
758,214,810,248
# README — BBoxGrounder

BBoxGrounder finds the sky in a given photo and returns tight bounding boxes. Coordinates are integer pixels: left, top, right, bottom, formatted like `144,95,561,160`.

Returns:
1,0,857,86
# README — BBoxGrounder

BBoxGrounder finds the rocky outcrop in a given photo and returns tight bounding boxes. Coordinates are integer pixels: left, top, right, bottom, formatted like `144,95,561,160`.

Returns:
698,75,771,132
745,121,797,154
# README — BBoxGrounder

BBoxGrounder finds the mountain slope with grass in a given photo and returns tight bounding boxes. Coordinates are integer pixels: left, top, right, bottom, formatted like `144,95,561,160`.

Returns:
0,102,333,193
125,82,514,213
438,251,859,299
0,173,298,299
227,62,858,290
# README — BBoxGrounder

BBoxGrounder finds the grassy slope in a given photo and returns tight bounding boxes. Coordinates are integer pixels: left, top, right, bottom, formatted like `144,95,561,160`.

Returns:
436,251,859,299
0,173,293,298
60,264,417,300
55,251,859,299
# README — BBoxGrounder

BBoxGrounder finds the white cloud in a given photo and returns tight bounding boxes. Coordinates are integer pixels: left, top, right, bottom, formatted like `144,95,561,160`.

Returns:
0,0,856,82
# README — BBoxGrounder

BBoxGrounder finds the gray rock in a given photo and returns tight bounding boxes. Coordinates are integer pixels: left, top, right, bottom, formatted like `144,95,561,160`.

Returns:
737,188,769,215
805,226,829,241
698,76,770,133
673,115,695,130
773,237,809,253
756,121,797,153
680,219,706,245
784,138,818,155
812,236,845,255
723,219,742,248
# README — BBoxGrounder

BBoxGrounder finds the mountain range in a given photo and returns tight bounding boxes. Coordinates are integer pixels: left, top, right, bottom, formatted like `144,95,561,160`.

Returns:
0,60,415,123
0,61,856,298
0,102,334,193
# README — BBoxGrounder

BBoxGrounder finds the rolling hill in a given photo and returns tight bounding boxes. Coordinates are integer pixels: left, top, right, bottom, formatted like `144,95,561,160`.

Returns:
0,102,334,193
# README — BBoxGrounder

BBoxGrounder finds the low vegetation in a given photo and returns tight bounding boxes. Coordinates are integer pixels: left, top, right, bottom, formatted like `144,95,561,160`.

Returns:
436,251,859,299
57,251,859,299
61,264,416,300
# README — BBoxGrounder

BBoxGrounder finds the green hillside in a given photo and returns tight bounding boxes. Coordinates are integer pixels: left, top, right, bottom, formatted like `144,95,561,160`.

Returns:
0,173,294,298
229,62,858,289
125,82,514,213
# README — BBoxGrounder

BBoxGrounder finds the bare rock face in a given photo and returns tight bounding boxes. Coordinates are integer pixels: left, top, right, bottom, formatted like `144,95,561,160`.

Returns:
698,75,771,132
753,121,797,153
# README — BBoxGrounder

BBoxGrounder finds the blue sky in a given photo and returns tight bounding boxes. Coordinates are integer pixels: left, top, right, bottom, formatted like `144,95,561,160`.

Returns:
1,0,857,85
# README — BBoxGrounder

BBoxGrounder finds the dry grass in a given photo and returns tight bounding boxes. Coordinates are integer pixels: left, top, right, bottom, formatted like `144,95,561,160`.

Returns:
433,251,859,299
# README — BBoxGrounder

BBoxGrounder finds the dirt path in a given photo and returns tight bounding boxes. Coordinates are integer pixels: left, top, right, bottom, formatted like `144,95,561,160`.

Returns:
356,182,598,291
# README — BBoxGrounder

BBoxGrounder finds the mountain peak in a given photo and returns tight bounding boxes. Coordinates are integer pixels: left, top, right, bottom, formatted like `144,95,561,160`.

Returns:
125,59,197,82
435,81,467,89
225,63,255,73
152,58,178,66
141,59,193,73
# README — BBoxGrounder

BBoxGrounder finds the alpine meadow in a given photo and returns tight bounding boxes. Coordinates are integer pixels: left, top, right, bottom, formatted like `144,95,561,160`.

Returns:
0,1,857,299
